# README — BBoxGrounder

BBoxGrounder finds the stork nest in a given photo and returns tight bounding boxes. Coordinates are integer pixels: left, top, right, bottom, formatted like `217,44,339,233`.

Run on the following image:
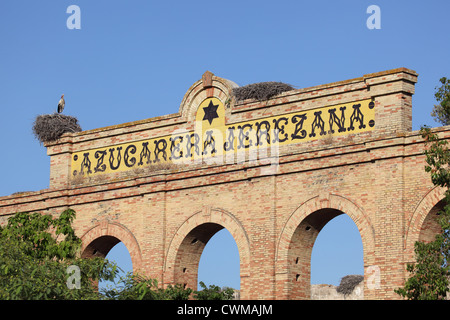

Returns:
336,275,364,296
232,81,294,102
32,113,82,144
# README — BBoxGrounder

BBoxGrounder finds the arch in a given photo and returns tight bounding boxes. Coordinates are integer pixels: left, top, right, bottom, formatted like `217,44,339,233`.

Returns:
405,186,447,262
275,194,375,299
178,71,238,122
80,220,143,272
164,207,250,297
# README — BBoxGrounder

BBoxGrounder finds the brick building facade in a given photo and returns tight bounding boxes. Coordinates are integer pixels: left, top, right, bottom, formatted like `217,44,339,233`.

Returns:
0,67,445,299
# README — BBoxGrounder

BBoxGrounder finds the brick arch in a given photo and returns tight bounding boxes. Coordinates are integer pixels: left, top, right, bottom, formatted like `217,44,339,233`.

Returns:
164,207,250,297
275,193,375,299
178,71,238,122
80,220,143,272
405,186,446,262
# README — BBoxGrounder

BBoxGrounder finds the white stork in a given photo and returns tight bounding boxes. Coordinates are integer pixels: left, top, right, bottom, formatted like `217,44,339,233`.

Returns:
57,94,65,113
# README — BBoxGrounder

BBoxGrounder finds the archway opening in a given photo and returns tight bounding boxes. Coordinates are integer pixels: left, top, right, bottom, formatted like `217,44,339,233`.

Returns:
310,214,364,299
287,208,364,299
100,242,133,290
81,236,133,291
82,235,120,259
174,223,240,295
419,199,445,243
198,228,240,291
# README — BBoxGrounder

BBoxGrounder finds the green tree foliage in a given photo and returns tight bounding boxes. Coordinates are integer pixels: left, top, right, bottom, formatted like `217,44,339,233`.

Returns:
395,127,450,299
102,273,193,300
0,209,119,300
431,77,450,125
102,276,235,300
194,281,235,300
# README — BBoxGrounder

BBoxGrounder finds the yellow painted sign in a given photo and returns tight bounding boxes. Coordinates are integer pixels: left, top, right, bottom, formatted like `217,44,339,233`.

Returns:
71,98,375,177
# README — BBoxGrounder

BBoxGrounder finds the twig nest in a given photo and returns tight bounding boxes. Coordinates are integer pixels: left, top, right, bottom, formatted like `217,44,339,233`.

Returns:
232,81,294,102
32,113,82,144
336,275,364,296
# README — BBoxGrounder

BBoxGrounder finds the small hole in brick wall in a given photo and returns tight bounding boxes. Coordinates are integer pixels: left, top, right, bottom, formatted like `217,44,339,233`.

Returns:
191,238,199,245
183,268,187,273
183,283,187,289
295,257,299,264
296,274,300,281
305,226,311,231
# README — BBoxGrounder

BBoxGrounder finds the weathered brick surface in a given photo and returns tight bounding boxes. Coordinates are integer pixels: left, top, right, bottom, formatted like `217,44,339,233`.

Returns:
0,68,445,300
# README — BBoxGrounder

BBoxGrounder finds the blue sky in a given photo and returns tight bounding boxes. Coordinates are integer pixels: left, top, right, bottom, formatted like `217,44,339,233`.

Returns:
1,1,449,290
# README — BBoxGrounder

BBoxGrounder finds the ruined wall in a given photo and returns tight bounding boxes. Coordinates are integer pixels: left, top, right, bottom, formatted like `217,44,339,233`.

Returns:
311,283,364,300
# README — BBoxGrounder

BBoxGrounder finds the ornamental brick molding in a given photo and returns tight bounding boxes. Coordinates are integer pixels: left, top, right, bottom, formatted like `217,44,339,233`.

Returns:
0,67,447,299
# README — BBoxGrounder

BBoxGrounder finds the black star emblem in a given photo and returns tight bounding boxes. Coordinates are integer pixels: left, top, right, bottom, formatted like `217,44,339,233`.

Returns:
202,100,219,125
